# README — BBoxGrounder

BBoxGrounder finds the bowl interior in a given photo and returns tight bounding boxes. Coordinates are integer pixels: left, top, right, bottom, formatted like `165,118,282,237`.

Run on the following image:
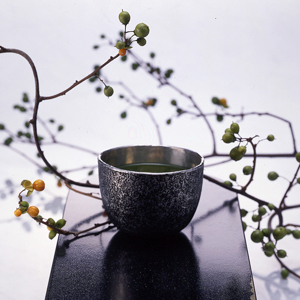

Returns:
100,145,203,171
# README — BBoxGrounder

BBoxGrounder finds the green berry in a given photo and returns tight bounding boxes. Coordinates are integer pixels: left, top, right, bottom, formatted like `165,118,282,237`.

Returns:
230,147,244,161
238,146,247,155
216,114,223,122
137,37,146,46
230,122,239,134
281,269,289,279
222,132,235,143
230,173,237,181
242,221,247,231
104,86,114,97
297,178,300,184
267,134,275,141
240,209,248,217
258,206,267,216
134,23,150,38
267,203,275,210
251,230,264,243
223,181,233,187
212,97,219,105
292,229,300,239
171,99,177,106
268,172,279,181
252,214,261,222
49,230,57,240
262,228,271,237
225,128,233,134
55,219,66,229
166,119,171,125
243,166,253,175
121,111,127,119
264,251,274,257
296,152,300,163
0,124,5,130
119,11,130,25
264,241,275,251
115,41,126,49
277,249,287,258
273,227,287,240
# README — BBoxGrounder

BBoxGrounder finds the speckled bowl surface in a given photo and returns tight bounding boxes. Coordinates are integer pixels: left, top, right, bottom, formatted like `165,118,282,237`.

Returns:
98,145,204,236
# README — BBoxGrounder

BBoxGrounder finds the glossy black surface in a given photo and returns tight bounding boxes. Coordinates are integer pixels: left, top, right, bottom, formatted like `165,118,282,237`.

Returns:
46,179,256,300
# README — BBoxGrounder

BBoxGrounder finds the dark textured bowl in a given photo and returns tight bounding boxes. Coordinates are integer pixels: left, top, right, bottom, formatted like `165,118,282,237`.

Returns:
98,145,204,236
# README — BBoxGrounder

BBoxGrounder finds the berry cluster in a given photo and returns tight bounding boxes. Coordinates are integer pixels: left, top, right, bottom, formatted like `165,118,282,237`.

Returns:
103,11,150,98
15,179,67,240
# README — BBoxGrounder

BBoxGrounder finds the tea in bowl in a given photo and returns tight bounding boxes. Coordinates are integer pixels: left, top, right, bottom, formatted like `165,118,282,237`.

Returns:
98,145,204,236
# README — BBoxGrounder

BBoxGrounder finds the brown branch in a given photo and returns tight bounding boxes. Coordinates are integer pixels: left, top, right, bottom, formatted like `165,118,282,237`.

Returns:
64,180,102,200
0,46,118,188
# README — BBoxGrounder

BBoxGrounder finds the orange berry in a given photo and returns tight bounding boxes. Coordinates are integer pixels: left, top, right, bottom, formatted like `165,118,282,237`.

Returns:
27,206,39,217
219,98,227,107
14,209,22,217
119,48,126,56
32,179,45,192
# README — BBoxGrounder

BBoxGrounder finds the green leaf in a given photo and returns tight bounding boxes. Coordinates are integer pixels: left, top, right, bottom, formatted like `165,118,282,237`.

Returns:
58,125,64,131
0,124,5,130
121,111,127,119
150,52,155,58
49,119,55,123
24,121,30,128
88,170,94,176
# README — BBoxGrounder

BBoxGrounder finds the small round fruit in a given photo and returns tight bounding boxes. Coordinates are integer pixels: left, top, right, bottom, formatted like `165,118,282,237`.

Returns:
240,209,248,217
137,37,146,46
216,114,223,122
262,228,271,237
273,227,287,240
115,41,126,49
230,173,237,181
297,178,300,184
212,97,219,105
49,230,57,240
296,152,300,163
242,221,247,231
104,86,114,97
238,146,247,155
119,48,127,56
230,147,244,161
219,98,227,107
264,251,274,257
225,128,233,134
119,11,130,25
33,179,45,192
258,206,267,216
230,122,239,134
268,172,279,181
27,206,39,218
277,250,287,258
264,241,275,251
251,230,264,243
134,23,150,38
267,203,275,210
292,229,300,239
252,214,260,222
223,181,233,187
222,132,235,143
281,269,289,279
267,134,275,141
14,209,22,217
243,166,253,175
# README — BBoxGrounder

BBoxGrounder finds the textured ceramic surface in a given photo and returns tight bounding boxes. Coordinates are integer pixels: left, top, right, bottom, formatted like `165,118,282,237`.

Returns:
98,145,204,236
